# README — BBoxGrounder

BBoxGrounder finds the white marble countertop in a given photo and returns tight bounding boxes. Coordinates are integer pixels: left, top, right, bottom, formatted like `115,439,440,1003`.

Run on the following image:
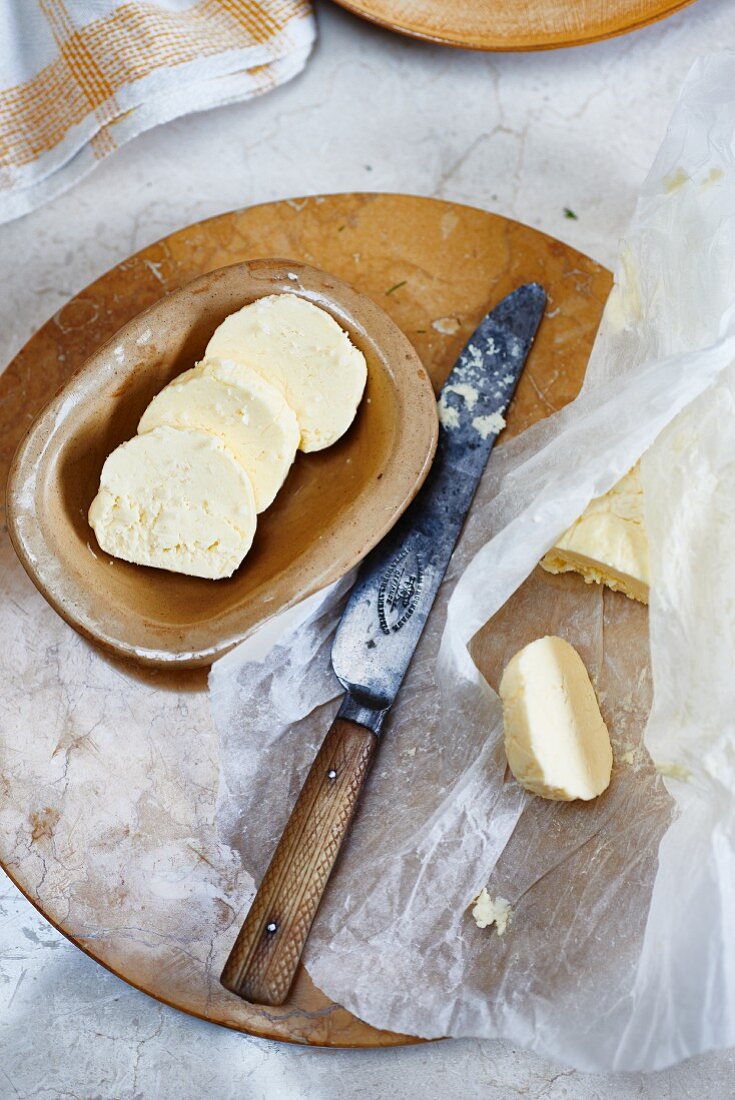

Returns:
2,1,735,1095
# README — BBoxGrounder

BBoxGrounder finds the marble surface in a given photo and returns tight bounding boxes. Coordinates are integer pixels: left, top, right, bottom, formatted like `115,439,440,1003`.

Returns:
2,0,735,1094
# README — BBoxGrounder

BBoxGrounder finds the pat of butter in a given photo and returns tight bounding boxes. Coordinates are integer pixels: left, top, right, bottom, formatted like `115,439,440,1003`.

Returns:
138,362,299,512
499,636,613,802
88,426,257,580
540,465,649,603
204,293,367,452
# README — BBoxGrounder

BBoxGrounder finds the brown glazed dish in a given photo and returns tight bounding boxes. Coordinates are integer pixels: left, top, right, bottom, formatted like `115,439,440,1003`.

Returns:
6,258,439,668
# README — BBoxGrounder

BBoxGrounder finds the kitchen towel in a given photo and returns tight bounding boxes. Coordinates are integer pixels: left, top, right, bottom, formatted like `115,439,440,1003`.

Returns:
0,0,315,224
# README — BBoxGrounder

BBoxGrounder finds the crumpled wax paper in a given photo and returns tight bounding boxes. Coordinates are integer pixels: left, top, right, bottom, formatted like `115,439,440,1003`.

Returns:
209,55,735,1071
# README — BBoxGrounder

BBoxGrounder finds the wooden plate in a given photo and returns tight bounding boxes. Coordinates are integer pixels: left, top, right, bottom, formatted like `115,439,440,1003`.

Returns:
6,259,438,669
331,0,697,51
0,194,611,1046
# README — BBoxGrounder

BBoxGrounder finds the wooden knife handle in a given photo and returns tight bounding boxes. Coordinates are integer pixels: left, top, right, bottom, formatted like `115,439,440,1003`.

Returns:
220,715,379,1005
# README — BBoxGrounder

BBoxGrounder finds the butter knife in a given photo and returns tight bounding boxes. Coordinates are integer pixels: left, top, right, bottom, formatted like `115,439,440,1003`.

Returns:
221,282,546,1005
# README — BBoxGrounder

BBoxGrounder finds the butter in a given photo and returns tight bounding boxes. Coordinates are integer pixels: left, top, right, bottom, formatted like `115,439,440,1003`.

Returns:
471,889,512,934
137,362,299,512
204,293,367,452
499,636,613,801
540,465,649,603
88,426,257,579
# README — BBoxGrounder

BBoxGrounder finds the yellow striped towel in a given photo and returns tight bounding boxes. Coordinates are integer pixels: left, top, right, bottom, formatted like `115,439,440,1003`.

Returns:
0,0,316,224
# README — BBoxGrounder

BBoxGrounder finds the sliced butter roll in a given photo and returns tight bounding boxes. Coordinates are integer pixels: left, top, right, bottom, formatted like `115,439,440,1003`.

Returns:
138,363,299,512
540,464,649,604
204,293,368,452
88,426,257,580
499,636,613,802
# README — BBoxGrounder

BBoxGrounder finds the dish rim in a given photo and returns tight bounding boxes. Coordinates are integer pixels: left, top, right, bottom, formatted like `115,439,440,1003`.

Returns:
6,258,439,669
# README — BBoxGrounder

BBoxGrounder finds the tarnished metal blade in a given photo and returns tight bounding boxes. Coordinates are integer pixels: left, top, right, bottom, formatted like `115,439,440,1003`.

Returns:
331,282,546,732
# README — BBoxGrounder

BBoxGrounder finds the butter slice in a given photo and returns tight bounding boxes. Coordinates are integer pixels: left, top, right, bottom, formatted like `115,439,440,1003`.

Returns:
499,636,613,801
204,294,367,452
88,426,257,579
137,363,299,512
540,465,649,603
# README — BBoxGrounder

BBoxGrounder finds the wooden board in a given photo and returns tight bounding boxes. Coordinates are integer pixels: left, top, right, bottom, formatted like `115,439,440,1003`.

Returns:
0,194,611,1047
330,0,697,51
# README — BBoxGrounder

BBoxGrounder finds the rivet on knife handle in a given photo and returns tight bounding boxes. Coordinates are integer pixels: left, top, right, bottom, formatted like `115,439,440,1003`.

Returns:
220,708,378,1005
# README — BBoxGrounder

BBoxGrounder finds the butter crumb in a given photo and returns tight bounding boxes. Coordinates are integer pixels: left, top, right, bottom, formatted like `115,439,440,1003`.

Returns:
702,167,724,190
471,888,512,935
655,761,691,781
432,316,460,335
664,167,690,193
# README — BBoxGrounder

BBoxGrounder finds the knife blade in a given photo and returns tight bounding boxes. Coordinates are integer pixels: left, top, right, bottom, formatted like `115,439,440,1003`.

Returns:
333,281,547,731
221,283,546,1005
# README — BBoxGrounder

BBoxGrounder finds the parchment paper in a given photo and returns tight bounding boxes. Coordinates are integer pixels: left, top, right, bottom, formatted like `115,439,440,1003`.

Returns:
210,55,735,1070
